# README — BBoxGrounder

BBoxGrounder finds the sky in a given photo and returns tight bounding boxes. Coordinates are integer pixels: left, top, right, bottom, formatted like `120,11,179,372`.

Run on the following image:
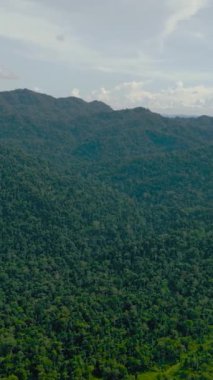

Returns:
0,0,213,115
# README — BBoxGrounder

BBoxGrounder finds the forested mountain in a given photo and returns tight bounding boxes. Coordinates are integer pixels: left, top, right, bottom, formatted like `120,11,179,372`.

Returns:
1,89,213,379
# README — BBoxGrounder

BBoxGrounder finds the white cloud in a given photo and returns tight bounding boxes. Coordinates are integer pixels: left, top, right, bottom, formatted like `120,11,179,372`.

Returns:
0,0,159,77
0,0,211,78
87,81,213,115
0,0,100,65
161,0,208,43
33,86,44,93
71,88,80,97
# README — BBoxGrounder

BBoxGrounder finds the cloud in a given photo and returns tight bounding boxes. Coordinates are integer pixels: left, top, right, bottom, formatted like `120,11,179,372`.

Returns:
87,81,213,115
0,66,18,80
0,1,162,79
71,88,80,97
0,0,211,79
33,86,45,93
0,0,166,68
161,0,208,43
0,0,99,66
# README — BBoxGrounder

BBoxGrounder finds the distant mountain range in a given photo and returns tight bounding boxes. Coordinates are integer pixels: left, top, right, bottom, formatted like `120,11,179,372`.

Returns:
1,89,212,164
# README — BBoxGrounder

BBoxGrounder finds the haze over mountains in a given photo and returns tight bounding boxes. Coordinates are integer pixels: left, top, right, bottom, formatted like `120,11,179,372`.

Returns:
1,89,213,379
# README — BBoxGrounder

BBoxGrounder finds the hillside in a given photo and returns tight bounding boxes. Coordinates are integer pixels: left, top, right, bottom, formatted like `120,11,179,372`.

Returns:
0,89,213,380
1,89,212,165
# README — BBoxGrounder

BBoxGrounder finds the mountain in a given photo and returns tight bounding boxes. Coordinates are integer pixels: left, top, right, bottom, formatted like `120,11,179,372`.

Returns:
0,88,112,115
0,89,213,380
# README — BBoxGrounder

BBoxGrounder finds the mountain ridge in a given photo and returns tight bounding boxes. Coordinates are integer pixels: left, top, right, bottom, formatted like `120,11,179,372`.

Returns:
1,89,212,168
1,88,213,118
0,88,112,110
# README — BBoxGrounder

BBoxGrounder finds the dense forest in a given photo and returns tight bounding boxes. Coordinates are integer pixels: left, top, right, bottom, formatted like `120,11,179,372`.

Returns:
1,89,213,379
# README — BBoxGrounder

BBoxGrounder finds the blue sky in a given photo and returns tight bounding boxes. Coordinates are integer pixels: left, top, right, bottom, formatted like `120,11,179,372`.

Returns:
0,0,213,115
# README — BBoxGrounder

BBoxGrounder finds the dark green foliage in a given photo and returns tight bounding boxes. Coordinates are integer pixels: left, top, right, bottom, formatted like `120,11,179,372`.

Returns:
0,90,212,379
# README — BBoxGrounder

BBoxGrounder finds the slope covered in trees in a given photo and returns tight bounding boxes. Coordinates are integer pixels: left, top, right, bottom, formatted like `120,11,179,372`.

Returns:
0,90,213,379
